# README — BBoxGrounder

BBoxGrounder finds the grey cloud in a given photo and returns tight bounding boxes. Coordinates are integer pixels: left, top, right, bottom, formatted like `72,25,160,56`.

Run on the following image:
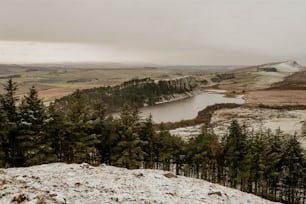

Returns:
0,0,305,65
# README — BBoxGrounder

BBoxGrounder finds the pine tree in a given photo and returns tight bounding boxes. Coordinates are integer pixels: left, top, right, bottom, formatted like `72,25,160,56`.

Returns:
265,132,283,200
154,129,185,173
281,135,305,203
223,120,247,188
0,104,8,167
45,104,66,162
208,131,224,183
139,114,155,169
0,79,21,166
18,86,56,166
97,116,118,165
239,131,273,194
1,79,18,121
184,128,222,180
112,105,145,169
64,90,100,164
153,129,173,171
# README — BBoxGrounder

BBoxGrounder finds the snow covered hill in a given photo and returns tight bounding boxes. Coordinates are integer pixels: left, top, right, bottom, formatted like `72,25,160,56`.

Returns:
0,163,280,204
261,60,303,73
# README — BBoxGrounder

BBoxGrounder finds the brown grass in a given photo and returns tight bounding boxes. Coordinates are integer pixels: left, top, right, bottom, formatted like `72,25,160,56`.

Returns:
0,68,184,102
269,71,306,90
245,90,306,106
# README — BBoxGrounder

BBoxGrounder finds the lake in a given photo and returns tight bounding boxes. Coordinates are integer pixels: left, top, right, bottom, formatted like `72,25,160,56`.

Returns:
138,92,244,123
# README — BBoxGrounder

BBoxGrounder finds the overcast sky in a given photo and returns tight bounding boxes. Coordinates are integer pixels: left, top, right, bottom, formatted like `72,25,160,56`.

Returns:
0,0,305,65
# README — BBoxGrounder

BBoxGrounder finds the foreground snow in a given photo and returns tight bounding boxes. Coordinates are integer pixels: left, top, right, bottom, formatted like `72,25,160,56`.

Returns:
0,163,279,204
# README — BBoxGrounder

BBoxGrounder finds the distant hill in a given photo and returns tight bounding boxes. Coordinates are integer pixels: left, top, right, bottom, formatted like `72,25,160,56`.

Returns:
160,65,244,73
55,76,197,113
219,60,306,90
235,60,304,73
0,62,245,72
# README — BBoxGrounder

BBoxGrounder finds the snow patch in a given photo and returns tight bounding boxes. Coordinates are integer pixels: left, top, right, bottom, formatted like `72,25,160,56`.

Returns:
169,124,203,141
211,107,306,149
0,163,279,204
262,60,303,73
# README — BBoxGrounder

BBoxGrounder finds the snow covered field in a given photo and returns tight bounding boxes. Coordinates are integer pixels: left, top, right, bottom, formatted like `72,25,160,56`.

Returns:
262,60,303,73
211,107,306,149
169,124,203,141
0,163,279,204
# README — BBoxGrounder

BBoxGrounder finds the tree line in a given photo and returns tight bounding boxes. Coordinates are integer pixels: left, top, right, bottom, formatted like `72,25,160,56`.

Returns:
56,77,195,113
0,79,305,203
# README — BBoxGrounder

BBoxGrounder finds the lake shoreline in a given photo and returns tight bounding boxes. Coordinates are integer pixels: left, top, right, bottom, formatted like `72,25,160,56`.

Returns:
152,88,244,107
150,88,203,106
112,88,245,123
139,90,245,123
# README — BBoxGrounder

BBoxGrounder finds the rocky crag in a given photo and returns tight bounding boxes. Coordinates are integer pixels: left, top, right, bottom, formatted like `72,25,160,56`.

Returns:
157,76,196,92
119,76,196,92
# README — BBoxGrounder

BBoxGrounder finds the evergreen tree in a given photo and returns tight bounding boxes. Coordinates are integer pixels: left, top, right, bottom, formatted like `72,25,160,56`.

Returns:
0,79,21,166
46,104,66,162
139,114,155,169
240,131,272,194
281,135,305,203
208,130,224,183
63,90,100,164
154,129,185,173
185,128,222,181
1,79,18,121
97,116,118,165
87,102,106,165
112,105,145,169
0,104,8,167
264,132,283,200
223,120,247,188
18,86,56,166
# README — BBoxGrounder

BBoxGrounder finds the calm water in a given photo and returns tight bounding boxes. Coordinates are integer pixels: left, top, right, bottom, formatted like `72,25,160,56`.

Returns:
139,92,244,123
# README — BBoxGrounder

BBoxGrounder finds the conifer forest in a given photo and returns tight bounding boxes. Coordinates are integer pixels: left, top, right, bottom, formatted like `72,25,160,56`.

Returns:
0,79,305,203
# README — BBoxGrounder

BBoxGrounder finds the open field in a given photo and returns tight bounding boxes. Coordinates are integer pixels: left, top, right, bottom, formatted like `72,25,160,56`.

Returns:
270,70,306,89
211,107,306,149
245,90,306,106
0,61,305,107
0,67,191,102
218,61,305,91
167,105,306,149
164,61,306,150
